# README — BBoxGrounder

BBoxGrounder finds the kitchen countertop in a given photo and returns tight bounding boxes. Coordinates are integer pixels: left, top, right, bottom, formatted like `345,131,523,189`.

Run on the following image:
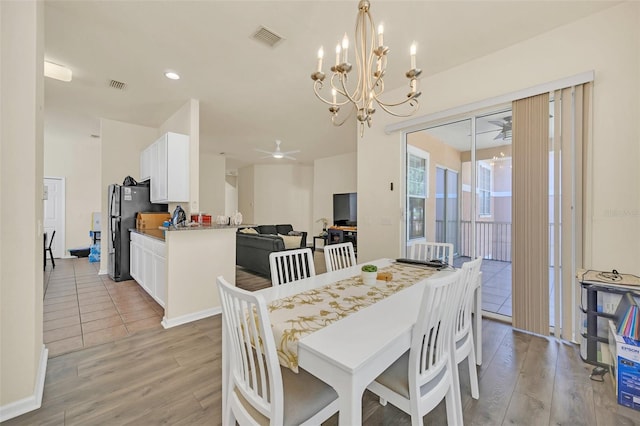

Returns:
131,224,254,242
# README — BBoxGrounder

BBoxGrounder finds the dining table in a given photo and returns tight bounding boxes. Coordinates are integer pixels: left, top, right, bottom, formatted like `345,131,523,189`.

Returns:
253,258,483,426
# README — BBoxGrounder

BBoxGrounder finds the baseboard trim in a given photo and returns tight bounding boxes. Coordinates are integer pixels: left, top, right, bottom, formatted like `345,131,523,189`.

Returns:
161,307,221,329
0,345,48,422
98,268,108,275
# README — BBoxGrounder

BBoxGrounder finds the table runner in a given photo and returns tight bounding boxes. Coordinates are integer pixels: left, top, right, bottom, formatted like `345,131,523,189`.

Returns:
267,263,439,372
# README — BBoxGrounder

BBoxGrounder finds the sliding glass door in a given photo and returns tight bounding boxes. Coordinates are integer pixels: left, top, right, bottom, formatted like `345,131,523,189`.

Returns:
404,109,513,318
435,167,459,253
405,119,470,257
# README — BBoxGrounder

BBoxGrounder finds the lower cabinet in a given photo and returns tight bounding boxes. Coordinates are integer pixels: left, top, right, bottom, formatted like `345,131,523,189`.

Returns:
130,232,166,308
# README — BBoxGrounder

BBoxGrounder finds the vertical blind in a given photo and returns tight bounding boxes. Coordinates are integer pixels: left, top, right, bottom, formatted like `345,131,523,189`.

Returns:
555,83,590,341
512,83,591,338
512,93,550,335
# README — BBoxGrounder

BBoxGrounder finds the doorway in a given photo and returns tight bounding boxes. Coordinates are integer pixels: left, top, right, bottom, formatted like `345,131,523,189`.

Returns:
44,177,65,258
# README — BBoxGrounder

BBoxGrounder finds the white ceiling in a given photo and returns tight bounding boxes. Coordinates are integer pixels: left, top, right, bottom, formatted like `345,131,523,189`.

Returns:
43,0,618,171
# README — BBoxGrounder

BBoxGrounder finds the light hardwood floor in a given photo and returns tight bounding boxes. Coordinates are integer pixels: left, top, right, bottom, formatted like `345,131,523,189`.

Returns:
4,256,639,425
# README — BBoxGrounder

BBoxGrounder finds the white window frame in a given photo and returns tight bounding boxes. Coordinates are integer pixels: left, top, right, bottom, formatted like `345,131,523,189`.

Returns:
477,163,491,216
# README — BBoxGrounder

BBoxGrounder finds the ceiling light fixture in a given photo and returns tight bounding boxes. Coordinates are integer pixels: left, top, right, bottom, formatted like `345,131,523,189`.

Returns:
164,71,180,80
44,61,72,82
311,0,421,136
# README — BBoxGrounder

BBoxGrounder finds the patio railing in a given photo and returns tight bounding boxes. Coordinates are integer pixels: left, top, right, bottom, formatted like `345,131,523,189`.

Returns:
436,220,512,262
435,220,557,263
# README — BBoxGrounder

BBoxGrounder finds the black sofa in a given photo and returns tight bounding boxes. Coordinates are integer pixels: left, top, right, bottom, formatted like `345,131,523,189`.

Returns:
236,224,308,277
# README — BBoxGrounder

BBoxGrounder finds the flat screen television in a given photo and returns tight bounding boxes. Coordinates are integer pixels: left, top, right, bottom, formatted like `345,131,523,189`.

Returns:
333,192,357,226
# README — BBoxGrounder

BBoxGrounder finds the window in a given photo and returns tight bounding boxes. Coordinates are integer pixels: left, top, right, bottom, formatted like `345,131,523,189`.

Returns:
408,154,427,197
478,163,491,216
406,146,429,241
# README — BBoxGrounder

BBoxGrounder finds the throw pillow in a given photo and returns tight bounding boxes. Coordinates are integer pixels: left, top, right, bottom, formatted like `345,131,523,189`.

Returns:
278,234,302,250
288,231,302,236
239,227,258,234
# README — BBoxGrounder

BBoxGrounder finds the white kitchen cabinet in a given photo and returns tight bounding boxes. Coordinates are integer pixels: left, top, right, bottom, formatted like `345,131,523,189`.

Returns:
142,240,154,295
153,252,166,307
139,145,152,181
130,233,142,281
129,232,166,308
148,132,189,203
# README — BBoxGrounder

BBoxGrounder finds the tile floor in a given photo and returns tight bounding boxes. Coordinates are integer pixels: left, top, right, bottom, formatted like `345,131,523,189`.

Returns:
454,257,557,323
43,258,164,358
454,256,513,317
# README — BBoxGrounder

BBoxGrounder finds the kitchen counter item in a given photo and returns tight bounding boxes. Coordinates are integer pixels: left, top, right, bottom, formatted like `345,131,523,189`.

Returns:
136,212,171,230
172,205,187,227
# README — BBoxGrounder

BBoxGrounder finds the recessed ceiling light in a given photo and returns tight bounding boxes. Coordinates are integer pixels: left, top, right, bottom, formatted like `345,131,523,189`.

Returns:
164,71,180,80
44,61,72,82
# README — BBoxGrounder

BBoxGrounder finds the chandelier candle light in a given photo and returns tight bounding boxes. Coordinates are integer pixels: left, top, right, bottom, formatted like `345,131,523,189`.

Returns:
311,0,421,136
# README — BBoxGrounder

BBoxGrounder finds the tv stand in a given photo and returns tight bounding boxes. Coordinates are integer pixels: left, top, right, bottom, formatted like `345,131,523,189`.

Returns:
327,226,357,252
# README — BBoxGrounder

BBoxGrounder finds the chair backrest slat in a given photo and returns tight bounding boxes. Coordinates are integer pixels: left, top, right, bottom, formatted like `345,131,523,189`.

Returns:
409,242,454,266
269,248,316,286
324,242,357,272
409,269,463,391
217,276,284,423
455,257,483,340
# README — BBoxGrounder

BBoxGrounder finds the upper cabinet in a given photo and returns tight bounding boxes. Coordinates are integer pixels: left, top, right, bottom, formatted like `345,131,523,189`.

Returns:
140,145,152,181
144,132,190,203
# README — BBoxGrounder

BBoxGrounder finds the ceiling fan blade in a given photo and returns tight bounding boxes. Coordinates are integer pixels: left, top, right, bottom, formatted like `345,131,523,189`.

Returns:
475,129,500,135
493,131,506,140
488,120,505,127
254,148,272,154
280,150,300,155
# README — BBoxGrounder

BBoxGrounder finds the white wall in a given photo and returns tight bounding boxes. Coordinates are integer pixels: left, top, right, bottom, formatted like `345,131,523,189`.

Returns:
0,0,45,416
237,158,354,240
225,175,238,217
199,152,226,216
313,152,357,236
98,119,157,273
237,165,255,224
242,164,314,239
358,2,640,273
44,131,101,253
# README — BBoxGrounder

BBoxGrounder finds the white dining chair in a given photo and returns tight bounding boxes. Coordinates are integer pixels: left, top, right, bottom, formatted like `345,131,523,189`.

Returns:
455,257,483,400
409,242,454,266
323,242,357,272
217,276,338,425
366,269,464,426
269,248,316,286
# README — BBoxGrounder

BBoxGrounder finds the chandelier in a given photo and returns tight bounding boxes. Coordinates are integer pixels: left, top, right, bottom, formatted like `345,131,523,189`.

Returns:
311,0,421,136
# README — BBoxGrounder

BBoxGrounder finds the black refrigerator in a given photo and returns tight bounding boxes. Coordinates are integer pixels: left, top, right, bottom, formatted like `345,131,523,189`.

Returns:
108,184,167,282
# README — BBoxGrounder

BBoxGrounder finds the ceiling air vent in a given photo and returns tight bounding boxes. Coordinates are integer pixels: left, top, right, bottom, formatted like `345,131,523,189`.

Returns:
108,79,127,90
252,26,284,48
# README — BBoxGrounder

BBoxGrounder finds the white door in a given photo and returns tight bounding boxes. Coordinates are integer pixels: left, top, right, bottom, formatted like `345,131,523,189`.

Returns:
43,177,66,258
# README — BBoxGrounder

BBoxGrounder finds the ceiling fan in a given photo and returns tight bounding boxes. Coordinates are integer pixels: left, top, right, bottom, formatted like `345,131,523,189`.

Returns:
489,116,512,140
255,140,300,160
